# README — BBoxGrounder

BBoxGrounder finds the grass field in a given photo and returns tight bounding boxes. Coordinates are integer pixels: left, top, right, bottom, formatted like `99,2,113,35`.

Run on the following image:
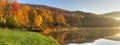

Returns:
0,29,58,45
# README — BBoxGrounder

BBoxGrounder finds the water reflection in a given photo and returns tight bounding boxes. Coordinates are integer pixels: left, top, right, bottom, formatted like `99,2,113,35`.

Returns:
54,28,120,45
69,39,120,45
115,34,120,36
106,32,120,40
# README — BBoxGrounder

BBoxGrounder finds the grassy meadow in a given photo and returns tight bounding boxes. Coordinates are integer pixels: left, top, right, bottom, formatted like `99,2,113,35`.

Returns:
0,29,59,45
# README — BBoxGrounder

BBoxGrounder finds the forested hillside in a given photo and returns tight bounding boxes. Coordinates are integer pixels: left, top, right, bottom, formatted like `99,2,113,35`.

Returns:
26,4,120,27
0,0,120,34
101,11,120,20
101,11,120,18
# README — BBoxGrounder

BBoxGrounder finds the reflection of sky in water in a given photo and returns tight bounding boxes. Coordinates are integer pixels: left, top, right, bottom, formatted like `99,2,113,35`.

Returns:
69,39,120,45
116,18,120,20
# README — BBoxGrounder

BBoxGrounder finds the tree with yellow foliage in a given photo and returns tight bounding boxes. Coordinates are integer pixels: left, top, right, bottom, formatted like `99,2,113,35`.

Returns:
34,15,43,27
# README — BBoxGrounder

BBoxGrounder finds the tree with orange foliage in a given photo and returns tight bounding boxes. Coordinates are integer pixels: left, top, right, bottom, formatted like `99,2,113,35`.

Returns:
16,5,30,28
40,9,54,27
0,0,5,6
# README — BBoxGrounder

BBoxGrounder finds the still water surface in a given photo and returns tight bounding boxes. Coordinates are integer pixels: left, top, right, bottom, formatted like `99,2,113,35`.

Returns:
69,39,120,45
68,28,120,45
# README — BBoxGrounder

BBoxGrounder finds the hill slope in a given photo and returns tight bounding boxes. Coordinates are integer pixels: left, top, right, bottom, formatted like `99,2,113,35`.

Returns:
26,4,120,27
101,11,120,18
0,29,59,45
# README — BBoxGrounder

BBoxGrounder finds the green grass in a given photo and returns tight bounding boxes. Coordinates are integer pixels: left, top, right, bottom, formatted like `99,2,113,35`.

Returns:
0,29,59,45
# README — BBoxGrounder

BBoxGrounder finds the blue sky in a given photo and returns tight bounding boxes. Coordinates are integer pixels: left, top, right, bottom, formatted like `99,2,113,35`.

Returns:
17,0,120,14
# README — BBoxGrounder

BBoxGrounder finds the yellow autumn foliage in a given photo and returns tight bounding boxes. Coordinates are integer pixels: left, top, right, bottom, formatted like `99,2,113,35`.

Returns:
34,15,43,27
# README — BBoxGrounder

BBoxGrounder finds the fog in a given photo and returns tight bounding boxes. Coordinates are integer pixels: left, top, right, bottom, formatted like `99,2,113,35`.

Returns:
69,39,120,45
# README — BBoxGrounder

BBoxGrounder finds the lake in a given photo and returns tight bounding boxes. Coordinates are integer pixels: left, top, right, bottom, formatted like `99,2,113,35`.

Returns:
59,28,120,45
69,38,120,45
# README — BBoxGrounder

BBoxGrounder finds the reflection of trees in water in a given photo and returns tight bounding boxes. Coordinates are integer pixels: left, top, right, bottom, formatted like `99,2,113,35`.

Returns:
106,32,120,41
65,29,119,43
50,29,120,43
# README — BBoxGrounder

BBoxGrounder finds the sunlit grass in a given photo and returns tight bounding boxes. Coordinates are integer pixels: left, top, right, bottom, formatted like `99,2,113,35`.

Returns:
0,29,58,45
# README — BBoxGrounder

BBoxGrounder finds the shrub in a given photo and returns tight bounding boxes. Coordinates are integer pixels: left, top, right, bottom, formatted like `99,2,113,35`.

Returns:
7,16,20,28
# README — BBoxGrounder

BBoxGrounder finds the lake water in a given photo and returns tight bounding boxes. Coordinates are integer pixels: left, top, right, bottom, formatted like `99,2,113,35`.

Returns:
68,28,120,45
58,28,120,45
69,39,120,45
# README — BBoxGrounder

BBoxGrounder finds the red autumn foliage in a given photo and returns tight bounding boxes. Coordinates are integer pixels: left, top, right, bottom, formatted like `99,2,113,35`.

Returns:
11,0,19,12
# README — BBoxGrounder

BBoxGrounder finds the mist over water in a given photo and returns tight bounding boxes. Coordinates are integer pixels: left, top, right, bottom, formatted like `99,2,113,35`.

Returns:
69,32,120,45
68,28,120,45
69,39,120,45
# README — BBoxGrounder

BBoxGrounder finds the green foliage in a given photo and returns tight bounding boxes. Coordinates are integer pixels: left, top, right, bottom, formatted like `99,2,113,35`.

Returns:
7,16,20,28
0,29,59,45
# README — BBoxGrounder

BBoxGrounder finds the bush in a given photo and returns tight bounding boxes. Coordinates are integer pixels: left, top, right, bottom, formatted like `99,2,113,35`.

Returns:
7,16,20,28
